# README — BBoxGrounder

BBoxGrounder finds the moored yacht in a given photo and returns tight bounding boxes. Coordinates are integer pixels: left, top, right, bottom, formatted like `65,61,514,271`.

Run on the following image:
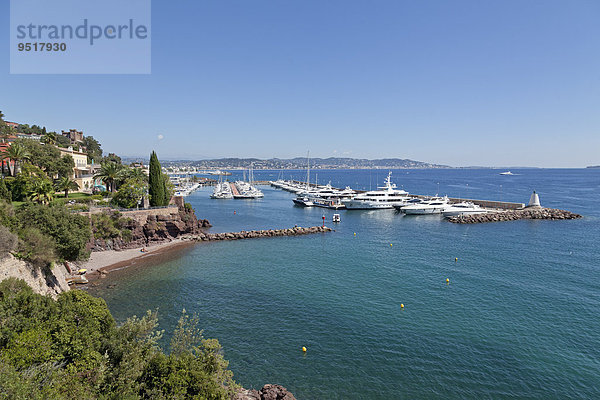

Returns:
442,202,487,217
400,196,451,215
342,172,410,210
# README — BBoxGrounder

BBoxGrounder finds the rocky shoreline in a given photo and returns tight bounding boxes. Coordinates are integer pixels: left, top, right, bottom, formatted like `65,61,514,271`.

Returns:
184,225,332,242
235,384,296,400
447,207,582,224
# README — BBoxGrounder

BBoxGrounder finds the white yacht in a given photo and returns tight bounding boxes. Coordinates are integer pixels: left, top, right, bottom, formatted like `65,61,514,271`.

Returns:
442,202,487,218
499,171,514,175
210,181,233,199
342,172,410,210
400,196,451,215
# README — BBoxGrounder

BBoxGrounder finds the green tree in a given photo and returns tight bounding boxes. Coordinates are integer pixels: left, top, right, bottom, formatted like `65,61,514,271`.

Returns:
81,136,103,164
111,178,147,209
42,131,57,145
0,178,11,202
94,162,122,193
148,151,166,206
0,280,238,399
16,203,91,261
27,177,54,205
54,176,80,198
1,142,30,176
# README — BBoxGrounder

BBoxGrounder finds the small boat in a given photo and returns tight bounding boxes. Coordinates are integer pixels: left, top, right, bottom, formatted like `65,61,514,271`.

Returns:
442,202,487,217
499,171,514,175
332,213,341,222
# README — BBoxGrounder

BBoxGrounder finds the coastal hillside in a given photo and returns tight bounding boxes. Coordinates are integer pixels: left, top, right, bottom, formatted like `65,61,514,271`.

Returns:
156,157,449,170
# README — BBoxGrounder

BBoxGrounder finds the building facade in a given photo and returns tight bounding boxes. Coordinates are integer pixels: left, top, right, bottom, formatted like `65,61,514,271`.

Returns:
58,146,95,192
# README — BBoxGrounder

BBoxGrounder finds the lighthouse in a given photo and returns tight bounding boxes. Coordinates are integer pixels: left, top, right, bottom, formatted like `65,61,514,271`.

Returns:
527,190,541,208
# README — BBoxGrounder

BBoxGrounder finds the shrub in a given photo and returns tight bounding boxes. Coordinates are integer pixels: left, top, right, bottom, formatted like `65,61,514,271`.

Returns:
16,227,56,268
0,226,17,260
0,280,238,399
15,203,91,261
0,179,11,202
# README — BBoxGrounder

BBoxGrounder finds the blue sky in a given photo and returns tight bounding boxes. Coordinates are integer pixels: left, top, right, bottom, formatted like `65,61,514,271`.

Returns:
1,0,599,167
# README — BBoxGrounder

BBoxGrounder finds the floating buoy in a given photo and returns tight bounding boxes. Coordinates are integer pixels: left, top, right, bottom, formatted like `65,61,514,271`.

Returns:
390,243,393,247
400,303,404,309
455,257,458,262
234,210,236,215
302,346,307,353
354,232,356,236
446,278,450,284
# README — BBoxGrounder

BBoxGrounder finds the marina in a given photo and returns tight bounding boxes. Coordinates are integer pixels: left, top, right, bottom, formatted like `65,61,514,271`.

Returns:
91,168,597,400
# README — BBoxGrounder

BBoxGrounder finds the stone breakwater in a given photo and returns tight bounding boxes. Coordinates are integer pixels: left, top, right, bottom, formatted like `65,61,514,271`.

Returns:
448,208,582,224
183,225,332,242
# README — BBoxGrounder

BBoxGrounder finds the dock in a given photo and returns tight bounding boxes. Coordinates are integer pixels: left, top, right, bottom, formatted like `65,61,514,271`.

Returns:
229,182,240,196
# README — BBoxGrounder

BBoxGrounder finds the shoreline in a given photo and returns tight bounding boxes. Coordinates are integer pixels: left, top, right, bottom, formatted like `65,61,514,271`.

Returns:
77,238,198,282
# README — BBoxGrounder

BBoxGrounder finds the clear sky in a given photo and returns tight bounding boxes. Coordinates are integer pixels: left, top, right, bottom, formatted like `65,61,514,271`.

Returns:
1,0,599,167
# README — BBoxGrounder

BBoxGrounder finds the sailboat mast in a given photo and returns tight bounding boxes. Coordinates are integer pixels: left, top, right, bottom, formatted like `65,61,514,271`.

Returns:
306,151,310,191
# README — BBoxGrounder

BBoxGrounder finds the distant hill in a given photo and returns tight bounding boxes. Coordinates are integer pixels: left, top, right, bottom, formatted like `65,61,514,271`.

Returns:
149,157,450,169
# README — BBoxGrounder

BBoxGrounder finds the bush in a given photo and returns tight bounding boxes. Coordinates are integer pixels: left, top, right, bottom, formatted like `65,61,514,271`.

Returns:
16,227,56,268
0,179,11,202
15,203,91,261
0,280,238,399
0,226,17,260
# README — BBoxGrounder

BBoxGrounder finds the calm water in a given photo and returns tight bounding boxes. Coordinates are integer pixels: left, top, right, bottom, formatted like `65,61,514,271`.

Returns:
89,169,600,399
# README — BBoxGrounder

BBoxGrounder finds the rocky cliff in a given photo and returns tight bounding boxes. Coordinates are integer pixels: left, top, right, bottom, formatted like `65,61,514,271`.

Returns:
89,205,211,252
0,254,70,298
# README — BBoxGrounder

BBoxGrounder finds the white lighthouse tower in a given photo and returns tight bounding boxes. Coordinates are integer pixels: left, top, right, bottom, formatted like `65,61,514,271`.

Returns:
527,190,541,208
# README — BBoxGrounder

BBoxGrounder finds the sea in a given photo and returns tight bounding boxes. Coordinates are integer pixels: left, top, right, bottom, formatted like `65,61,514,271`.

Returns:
88,168,600,399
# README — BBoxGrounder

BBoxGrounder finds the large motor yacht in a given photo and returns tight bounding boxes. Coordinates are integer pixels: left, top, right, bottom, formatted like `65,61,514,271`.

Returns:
442,202,487,218
342,172,410,210
400,196,451,215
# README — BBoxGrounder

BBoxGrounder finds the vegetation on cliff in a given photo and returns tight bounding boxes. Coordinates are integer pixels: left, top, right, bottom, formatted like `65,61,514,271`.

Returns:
0,200,91,267
0,278,238,399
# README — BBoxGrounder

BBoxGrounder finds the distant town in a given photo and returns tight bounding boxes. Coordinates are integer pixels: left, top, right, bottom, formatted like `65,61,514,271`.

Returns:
123,157,449,172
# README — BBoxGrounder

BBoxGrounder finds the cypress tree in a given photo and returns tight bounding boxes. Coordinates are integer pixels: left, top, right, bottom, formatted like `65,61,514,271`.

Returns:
148,151,165,206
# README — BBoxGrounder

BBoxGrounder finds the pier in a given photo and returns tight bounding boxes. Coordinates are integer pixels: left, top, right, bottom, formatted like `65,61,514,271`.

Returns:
229,182,241,196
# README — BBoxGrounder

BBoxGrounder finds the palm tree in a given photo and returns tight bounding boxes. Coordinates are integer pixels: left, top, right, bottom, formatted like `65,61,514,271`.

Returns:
42,131,57,145
0,143,30,176
118,167,148,185
55,176,80,198
94,162,122,193
28,179,54,205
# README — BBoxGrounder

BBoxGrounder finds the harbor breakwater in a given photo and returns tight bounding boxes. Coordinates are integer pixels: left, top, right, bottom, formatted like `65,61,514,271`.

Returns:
183,225,332,242
447,207,582,224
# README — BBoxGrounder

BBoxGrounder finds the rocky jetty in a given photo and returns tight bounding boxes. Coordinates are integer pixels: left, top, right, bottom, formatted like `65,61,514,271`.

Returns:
235,384,296,400
185,225,332,242
447,207,582,224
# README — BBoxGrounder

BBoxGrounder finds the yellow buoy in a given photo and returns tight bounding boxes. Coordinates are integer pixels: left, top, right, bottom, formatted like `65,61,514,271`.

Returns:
400,303,404,309
302,346,307,353
455,257,458,262
354,232,356,236
446,278,450,284
390,243,393,247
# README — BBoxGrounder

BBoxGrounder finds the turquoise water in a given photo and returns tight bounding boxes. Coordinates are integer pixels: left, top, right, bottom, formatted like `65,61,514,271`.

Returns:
89,169,600,399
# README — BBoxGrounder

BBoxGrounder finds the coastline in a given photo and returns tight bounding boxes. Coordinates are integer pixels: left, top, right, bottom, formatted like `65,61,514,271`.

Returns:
78,238,197,282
